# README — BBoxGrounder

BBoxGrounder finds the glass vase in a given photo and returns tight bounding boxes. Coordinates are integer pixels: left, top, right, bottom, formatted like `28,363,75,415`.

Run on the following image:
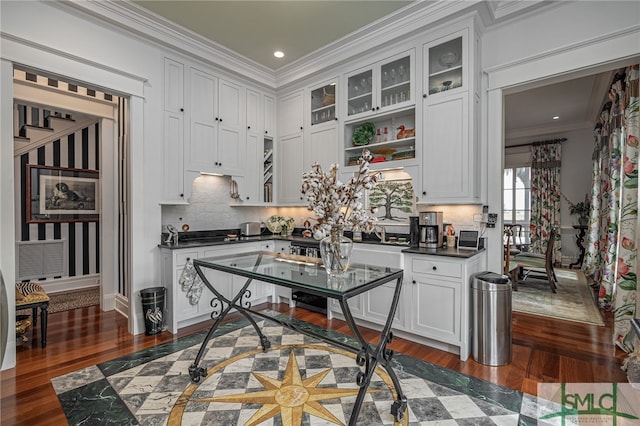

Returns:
319,225,353,277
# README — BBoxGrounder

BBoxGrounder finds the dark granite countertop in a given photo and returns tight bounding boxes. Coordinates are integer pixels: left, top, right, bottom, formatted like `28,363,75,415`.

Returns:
401,246,486,259
158,228,483,258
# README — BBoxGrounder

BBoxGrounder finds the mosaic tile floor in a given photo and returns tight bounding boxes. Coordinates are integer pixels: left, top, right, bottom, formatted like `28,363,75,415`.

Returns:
52,312,541,425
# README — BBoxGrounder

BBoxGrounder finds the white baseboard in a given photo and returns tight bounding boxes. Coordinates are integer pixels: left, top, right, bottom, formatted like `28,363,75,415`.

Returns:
36,274,100,294
114,293,129,318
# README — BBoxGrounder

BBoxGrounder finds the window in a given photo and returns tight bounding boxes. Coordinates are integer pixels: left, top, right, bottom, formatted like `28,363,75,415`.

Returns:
504,167,531,241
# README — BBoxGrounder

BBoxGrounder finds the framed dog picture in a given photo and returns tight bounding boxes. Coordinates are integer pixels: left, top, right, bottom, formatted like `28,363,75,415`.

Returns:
26,165,99,223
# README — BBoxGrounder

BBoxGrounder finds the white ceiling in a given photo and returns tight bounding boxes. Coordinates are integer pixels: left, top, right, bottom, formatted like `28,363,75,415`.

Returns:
503,71,615,146
129,0,620,147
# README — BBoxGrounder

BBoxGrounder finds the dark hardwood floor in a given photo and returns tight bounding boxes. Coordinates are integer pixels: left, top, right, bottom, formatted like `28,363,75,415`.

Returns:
0,301,629,425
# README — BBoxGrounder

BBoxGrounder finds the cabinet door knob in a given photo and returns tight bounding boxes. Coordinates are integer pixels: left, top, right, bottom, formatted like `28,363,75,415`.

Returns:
186,257,190,261
265,130,268,134
376,106,380,110
422,191,426,195
180,108,184,112
247,126,251,130
219,118,222,122
432,266,437,270
300,126,303,130
215,117,219,121
334,117,338,121
372,108,375,112
412,280,416,284
180,193,184,197
246,196,250,200
423,94,427,98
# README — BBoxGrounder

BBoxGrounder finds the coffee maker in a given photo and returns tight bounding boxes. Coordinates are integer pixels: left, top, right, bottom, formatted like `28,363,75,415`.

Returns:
420,211,443,248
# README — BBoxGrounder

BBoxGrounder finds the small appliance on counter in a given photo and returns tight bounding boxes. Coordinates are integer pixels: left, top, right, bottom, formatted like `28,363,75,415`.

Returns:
239,222,262,237
418,211,443,249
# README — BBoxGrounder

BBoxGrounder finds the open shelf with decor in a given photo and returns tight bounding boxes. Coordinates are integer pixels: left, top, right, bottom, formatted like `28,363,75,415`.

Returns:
263,137,273,203
343,106,416,168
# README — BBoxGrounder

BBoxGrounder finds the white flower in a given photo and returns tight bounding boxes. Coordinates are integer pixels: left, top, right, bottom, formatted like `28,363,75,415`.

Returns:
301,149,383,233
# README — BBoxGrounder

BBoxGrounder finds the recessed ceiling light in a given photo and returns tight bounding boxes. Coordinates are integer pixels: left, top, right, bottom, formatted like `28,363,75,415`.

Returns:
552,116,560,120
273,51,284,58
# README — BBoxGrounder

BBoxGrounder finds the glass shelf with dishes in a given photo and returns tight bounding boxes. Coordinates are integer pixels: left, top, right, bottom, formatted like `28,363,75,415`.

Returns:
310,82,337,126
427,36,463,95
343,107,416,168
345,50,414,120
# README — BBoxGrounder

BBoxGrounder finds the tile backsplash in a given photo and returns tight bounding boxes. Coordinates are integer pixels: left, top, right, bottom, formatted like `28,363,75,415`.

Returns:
161,175,484,235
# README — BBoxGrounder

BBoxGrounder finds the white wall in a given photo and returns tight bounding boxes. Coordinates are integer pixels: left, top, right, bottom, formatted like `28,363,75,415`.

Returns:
483,0,640,274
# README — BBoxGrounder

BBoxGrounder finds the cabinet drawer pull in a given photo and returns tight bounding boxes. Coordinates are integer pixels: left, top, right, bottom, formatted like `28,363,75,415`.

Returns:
432,266,437,270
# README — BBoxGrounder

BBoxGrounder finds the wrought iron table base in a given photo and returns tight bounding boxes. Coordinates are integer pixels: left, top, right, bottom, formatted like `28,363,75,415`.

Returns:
188,259,407,425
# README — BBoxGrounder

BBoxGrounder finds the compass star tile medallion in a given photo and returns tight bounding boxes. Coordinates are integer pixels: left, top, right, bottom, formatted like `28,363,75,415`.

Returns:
168,343,408,425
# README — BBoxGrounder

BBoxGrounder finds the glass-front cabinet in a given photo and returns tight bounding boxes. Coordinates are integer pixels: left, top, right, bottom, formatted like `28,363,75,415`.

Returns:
426,36,463,95
310,81,337,126
345,50,414,120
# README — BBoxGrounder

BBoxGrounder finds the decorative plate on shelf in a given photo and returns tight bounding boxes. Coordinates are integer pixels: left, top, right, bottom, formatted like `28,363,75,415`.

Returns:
352,122,375,146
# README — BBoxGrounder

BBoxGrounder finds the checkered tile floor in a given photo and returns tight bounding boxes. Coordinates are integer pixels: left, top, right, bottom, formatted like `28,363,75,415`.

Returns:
52,318,527,425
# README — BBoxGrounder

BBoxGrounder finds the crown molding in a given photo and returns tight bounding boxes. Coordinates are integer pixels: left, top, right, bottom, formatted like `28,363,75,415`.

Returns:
275,0,482,89
505,120,593,141
56,0,277,88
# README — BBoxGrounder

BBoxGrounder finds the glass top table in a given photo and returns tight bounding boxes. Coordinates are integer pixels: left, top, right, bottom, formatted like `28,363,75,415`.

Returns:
189,251,407,425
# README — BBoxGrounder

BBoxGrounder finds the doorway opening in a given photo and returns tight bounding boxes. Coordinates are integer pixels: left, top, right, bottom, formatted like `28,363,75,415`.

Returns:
12,66,131,335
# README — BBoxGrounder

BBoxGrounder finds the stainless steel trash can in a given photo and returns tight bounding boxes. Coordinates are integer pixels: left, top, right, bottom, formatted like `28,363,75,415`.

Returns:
472,272,512,366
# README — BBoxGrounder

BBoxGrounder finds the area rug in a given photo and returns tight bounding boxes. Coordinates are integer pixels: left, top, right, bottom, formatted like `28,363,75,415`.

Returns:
511,269,604,326
47,287,100,313
51,312,539,425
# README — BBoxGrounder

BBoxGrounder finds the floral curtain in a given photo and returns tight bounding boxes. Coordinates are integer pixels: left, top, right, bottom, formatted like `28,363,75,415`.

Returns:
530,142,562,263
583,65,638,353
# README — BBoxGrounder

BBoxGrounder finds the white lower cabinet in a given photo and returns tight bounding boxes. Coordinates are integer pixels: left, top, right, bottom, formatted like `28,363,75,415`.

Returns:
161,242,275,333
404,252,485,360
329,244,404,327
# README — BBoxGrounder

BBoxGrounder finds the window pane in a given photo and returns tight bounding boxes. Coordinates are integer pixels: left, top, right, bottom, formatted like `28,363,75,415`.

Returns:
514,188,530,210
516,167,530,189
504,190,513,210
504,169,513,189
504,210,513,222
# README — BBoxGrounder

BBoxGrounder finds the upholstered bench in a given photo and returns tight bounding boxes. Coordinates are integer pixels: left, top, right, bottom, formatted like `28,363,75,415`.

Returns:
15,282,50,348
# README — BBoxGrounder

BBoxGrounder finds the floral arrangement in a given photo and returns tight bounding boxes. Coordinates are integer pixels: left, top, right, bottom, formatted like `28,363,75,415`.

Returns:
266,215,294,234
301,149,383,237
561,193,590,220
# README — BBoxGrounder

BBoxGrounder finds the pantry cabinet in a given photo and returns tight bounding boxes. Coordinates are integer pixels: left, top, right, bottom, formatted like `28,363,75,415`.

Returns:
161,58,188,204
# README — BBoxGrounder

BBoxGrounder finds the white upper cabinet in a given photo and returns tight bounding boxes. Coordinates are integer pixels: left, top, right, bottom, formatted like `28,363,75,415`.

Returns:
278,89,304,138
185,69,245,176
246,88,260,133
345,50,414,121
309,80,337,126
307,78,340,169
161,58,187,204
276,89,305,205
263,94,276,137
419,24,480,204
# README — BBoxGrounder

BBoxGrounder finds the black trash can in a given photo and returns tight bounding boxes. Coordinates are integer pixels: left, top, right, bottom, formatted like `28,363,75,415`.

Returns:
140,287,166,336
471,272,512,366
